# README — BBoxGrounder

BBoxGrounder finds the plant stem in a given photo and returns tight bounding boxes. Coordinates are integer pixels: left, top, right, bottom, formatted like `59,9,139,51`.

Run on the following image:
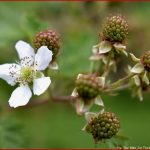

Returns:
102,54,111,77
104,83,129,93
89,61,94,73
109,74,135,89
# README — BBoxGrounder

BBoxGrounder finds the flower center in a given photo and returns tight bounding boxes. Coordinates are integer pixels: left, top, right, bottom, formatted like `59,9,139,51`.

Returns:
20,66,34,83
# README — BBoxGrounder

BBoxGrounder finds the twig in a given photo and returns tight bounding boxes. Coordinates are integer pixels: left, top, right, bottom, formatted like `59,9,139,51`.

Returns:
20,95,75,108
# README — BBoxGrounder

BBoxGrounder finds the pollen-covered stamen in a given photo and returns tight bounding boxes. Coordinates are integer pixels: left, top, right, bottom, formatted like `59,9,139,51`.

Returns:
19,66,35,84
9,64,19,78
20,56,34,67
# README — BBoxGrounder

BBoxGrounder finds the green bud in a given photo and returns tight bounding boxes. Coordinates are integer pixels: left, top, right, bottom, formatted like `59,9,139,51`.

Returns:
102,15,128,43
85,111,120,142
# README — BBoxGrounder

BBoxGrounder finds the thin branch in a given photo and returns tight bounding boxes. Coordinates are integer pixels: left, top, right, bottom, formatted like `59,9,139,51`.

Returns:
18,95,75,109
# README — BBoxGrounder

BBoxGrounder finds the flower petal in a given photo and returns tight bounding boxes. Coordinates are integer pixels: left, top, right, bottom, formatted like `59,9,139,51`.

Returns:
133,75,141,86
92,44,100,54
142,71,149,85
0,64,20,86
113,43,128,56
97,77,105,87
131,63,144,74
15,40,35,59
77,74,83,79
71,88,78,97
33,77,51,95
82,124,88,131
113,43,126,51
8,85,32,108
137,88,143,101
49,62,59,70
76,98,93,115
99,41,112,54
85,112,97,123
129,53,140,62
34,46,52,71
121,49,128,56
94,95,104,107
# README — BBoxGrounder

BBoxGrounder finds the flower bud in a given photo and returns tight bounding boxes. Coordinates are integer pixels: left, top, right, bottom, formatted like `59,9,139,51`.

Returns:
140,51,150,72
33,29,60,62
86,111,120,142
102,15,128,43
75,74,101,100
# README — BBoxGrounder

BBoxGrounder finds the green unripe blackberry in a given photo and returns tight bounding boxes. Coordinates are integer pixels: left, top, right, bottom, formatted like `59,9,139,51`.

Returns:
76,74,101,100
34,29,60,62
141,51,150,72
86,112,120,143
102,15,128,43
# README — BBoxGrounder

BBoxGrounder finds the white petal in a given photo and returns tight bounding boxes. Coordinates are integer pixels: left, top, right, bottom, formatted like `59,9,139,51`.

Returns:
131,63,144,74
0,64,20,86
77,74,83,79
129,53,140,62
133,75,141,86
97,77,105,87
113,43,127,56
92,44,100,54
90,55,102,61
71,88,78,97
49,62,59,70
121,49,128,56
113,43,126,50
76,98,93,115
85,112,97,123
137,88,143,101
142,71,149,85
94,96,104,107
33,77,51,95
99,41,112,54
15,40,35,59
8,85,32,108
82,124,88,131
34,46,52,71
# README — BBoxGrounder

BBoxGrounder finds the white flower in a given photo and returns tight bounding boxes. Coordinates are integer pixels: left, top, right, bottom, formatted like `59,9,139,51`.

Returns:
0,40,53,108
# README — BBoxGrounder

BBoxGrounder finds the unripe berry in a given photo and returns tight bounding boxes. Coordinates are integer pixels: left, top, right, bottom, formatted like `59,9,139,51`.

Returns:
141,51,150,72
102,15,128,43
33,29,60,62
75,74,101,100
86,112,120,142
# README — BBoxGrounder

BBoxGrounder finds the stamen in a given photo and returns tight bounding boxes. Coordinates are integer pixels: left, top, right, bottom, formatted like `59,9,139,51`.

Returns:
20,55,34,67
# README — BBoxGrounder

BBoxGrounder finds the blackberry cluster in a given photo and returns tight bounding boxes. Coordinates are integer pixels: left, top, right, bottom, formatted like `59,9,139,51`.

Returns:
102,15,128,43
86,112,120,142
33,29,60,61
141,51,150,72
76,74,101,100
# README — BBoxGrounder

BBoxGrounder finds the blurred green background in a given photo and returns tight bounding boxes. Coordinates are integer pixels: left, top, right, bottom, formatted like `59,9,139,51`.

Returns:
0,1,150,148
